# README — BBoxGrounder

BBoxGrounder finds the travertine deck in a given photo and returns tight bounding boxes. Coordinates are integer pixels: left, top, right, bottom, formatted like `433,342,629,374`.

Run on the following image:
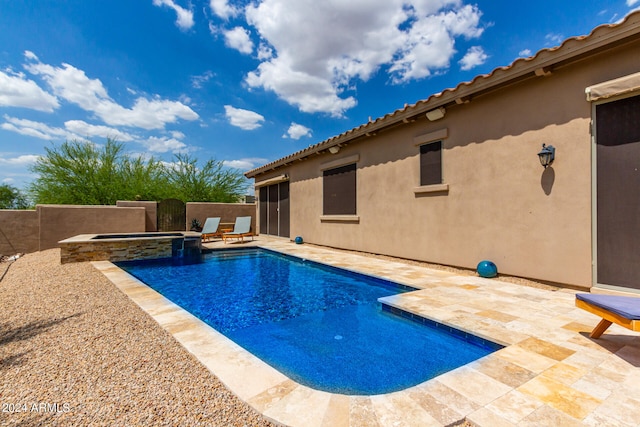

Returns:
93,237,640,426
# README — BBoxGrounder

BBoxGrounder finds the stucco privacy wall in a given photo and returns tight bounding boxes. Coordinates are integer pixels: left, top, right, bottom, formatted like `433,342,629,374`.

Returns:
37,205,146,251
116,200,157,231
0,210,39,254
186,202,256,232
254,39,640,289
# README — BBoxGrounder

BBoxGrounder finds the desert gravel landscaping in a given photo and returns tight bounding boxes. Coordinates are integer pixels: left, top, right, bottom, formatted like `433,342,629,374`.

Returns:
10,244,632,426
0,249,276,427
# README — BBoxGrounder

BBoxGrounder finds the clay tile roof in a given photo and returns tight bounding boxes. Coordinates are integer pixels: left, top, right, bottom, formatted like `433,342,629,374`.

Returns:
245,11,640,179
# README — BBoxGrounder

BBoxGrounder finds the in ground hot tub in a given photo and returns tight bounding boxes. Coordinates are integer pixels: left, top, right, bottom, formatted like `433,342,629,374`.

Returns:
59,231,202,264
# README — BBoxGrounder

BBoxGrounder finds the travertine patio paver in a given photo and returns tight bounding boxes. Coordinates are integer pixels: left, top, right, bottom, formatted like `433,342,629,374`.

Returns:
93,236,640,426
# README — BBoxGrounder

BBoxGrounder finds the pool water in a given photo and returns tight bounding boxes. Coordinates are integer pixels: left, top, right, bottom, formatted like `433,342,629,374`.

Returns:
117,248,500,395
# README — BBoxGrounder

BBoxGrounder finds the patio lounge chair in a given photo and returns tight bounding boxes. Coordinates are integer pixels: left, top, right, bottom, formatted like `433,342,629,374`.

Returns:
222,216,253,243
200,217,222,242
575,293,640,338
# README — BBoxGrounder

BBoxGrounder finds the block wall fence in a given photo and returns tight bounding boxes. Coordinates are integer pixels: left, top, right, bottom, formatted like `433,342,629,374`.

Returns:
0,201,255,256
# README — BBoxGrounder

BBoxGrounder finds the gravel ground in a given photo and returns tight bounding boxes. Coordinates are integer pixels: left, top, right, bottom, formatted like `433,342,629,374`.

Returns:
0,249,277,427
0,249,477,427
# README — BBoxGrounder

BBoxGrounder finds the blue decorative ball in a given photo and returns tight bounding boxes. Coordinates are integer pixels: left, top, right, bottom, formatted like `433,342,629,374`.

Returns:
477,260,498,278
294,236,303,244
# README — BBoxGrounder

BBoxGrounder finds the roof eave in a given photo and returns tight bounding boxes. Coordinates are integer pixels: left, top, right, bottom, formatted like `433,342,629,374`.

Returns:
245,11,640,180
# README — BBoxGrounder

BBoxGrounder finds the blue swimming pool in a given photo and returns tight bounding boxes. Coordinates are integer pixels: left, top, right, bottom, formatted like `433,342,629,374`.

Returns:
117,248,501,395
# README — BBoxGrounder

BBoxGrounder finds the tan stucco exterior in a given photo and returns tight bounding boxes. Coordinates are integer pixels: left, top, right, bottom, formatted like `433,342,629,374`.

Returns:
248,14,640,289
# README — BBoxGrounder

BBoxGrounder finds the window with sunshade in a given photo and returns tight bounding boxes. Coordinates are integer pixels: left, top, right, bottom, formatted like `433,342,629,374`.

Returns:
323,163,356,215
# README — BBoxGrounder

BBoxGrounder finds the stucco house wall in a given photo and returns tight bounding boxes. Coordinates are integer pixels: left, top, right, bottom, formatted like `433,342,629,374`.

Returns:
249,15,640,289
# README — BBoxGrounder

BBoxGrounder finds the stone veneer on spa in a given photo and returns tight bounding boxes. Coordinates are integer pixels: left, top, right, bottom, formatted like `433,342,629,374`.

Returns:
58,232,201,264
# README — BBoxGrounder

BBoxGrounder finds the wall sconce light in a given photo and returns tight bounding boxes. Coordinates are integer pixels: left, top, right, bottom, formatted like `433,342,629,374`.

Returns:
328,146,340,154
537,144,555,168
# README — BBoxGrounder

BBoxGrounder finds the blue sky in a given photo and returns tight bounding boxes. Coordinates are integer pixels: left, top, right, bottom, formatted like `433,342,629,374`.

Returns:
1,0,638,191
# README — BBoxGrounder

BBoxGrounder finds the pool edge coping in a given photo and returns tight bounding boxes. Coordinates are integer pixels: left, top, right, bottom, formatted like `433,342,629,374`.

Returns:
91,242,578,427
92,245,504,426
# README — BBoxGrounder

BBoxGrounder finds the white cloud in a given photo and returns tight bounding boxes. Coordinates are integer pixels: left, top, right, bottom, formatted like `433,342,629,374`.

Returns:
518,49,532,57
0,154,40,166
1,115,73,140
152,0,195,30
143,136,188,153
112,97,199,129
627,0,639,6
208,21,219,36
191,71,215,88
243,0,484,116
210,0,239,19
223,157,268,170
626,6,640,17
3,115,157,150
257,43,273,60
23,51,38,61
224,105,265,130
545,33,564,46
224,27,254,55
24,54,199,129
64,120,135,141
0,68,59,112
284,122,311,140
246,59,357,116
458,46,488,71
1,122,50,140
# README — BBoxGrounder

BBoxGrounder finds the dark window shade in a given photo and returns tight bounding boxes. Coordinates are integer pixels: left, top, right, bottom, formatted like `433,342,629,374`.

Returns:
596,95,640,146
323,163,356,215
420,141,442,186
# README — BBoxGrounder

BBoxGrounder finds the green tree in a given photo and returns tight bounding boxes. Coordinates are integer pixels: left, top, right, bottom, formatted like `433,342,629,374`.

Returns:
163,153,247,203
29,139,167,204
119,155,169,201
28,138,248,204
0,184,30,209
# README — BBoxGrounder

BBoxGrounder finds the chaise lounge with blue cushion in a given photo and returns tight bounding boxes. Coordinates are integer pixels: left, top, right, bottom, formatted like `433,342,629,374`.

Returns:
200,217,221,242
575,293,640,338
222,216,253,243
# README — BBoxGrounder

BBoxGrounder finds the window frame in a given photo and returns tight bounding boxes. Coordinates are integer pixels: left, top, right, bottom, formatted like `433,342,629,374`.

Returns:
413,128,449,195
419,140,443,186
320,154,360,222
322,163,357,216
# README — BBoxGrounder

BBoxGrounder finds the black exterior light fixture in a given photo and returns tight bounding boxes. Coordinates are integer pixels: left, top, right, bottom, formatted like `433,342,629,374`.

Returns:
537,144,555,168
